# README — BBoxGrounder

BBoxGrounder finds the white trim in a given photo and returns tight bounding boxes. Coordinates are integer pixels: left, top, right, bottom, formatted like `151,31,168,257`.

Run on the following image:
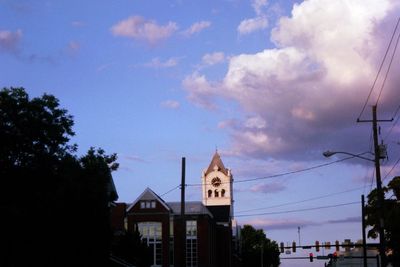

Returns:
127,187,171,212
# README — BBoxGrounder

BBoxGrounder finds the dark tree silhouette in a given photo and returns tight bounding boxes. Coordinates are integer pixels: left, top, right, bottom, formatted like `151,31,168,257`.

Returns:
240,224,280,267
365,176,400,267
0,87,118,267
112,226,152,267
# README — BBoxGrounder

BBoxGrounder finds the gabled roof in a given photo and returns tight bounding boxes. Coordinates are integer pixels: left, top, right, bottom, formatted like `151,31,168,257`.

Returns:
205,151,228,176
127,187,171,212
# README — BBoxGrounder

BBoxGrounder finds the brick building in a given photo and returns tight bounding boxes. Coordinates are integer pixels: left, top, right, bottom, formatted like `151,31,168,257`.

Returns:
111,152,240,267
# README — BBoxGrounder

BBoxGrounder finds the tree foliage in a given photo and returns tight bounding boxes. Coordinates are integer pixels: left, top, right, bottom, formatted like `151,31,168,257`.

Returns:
240,224,280,267
111,226,152,267
0,87,118,266
365,176,400,266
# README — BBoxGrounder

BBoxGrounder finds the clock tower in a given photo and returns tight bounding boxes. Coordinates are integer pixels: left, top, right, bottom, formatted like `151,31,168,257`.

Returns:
202,151,233,219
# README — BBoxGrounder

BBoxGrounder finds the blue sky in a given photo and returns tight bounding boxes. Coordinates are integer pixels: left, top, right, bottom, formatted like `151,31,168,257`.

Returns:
1,0,400,253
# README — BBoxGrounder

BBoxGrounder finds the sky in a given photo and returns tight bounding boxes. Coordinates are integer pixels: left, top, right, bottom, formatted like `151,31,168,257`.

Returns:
1,0,400,263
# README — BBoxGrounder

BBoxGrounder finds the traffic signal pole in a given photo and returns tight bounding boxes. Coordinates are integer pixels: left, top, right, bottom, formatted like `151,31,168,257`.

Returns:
362,195,367,267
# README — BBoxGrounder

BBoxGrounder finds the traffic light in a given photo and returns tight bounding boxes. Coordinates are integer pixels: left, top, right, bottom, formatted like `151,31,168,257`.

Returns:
292,241,296,253
335,240,340,251
309,253,314,262
326,241,331,250
315,241,320,252
333,251,338,262
280,242,284,253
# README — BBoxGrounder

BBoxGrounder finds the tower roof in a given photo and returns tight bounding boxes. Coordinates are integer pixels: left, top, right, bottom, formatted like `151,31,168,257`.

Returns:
205,151,228,176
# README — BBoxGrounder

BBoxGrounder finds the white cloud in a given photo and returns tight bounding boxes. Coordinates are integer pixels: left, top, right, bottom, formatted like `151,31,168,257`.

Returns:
237,17,268,35
111,16,178,45
144,57,179,68
161,100,180,109
182,21,211,36
252,0,268,16
202,52,225,66
0,29,22,53
250,182,286,193
182,72,219,109
183,0,400,160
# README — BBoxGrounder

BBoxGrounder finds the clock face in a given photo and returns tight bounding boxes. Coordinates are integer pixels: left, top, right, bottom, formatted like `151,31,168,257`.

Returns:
211,177,221,187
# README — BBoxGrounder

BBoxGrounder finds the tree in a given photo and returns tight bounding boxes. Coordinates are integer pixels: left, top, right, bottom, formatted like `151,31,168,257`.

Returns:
0,87,118,266
240,225,280,267
112,226,152,267
365,176,400,267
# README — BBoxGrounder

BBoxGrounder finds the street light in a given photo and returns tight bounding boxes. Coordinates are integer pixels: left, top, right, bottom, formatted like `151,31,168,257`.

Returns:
323,149,387,267
322,151,374,162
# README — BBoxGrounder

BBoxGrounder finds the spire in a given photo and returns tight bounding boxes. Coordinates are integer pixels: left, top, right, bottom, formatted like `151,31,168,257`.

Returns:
205,151,228,176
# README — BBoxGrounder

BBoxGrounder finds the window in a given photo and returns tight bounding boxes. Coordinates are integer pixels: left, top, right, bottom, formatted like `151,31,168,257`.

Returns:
186,220,198,267
138,222,163,267
208,190,212,198
140,200,156,209
221,189,225,197
214,190,219,197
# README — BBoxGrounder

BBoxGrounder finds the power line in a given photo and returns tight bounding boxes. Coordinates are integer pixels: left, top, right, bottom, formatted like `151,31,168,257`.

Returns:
234,201,359,217
384,114,400,141
236,186,365,214
186,155,359,187
357,17,400,120
376,21,400,106
160,185,180,196
383,155,400,181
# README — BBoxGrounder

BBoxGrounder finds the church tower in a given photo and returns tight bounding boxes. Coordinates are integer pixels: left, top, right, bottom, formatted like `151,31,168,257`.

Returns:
202,151,233,220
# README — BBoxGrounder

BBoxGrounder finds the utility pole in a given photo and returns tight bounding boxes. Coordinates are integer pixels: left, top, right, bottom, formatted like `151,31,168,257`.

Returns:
362,195,367,267
357,105,392,267
298,226,301,246
181,157,186,267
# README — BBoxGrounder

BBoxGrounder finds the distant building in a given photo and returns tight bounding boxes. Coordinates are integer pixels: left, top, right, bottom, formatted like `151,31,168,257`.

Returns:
111,152,240,267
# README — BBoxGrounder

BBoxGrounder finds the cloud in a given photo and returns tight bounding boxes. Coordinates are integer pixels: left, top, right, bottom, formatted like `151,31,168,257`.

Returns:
243,218,318,230
144,57,179,68
71,21,85,27
161,100,180,109
237,17,268,35
182,21,211,36
0,29,22,53
111,16,178,45
183,0,400,161
326,216,361,224
252,0,268,16
250,182,286,193
124,155,146,163
202,52,225,66
182,72,219,109
67,41,80,55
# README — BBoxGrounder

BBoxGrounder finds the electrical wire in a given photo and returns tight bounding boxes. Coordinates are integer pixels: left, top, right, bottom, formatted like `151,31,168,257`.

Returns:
160,185,180,196
375,23,400,106
383,114,400,141
382,155,400,181
236,186,365,214
358,17,400,120
186,155,363,187
234,201,359,217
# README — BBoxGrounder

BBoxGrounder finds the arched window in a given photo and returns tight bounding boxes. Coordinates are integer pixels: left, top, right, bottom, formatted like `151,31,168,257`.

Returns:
221,189,225,197
208,190,212,198
214,190,219,197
